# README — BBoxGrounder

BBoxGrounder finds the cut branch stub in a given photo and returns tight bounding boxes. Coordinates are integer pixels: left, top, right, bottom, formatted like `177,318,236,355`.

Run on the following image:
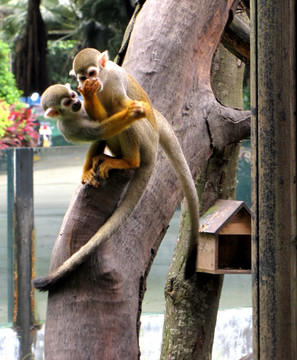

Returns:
206,99,251,150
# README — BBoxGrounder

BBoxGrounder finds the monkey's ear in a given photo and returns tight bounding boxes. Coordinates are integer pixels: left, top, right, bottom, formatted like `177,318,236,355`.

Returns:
69,69,76,77
44,108,60,118
99,51,109,68
65,83,72,91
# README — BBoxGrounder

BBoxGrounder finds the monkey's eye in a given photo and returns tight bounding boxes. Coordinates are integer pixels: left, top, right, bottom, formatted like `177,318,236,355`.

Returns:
79,76,87,82
88,67,98,78
63,99,72,107
71,92,77,99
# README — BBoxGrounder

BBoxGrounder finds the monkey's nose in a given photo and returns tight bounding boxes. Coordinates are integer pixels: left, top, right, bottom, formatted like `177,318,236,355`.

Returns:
72,101,82,112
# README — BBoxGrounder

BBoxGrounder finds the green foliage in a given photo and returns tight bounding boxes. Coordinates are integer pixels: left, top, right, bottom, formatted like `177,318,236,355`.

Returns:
1,0,132,86
77,0,131,57
47,40,78,86
0,0,27,44
1,0,131,58
0,40,22,104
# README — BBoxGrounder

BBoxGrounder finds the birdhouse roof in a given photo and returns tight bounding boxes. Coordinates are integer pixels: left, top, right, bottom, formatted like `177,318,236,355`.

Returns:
199,200,251,234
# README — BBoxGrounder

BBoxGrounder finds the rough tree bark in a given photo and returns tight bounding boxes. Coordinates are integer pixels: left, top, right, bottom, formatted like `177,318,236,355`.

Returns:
161,41,247,359
43,1,250,359
13,0,47,96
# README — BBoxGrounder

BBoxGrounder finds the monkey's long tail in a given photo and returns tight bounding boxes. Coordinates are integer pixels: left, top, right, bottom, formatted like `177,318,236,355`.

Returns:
155,110,200,279
33,137,157,292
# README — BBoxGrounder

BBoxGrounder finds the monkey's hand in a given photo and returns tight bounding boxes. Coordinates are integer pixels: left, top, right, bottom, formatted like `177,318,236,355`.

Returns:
127,100,150,120
79,79,108,121
78,79,102,100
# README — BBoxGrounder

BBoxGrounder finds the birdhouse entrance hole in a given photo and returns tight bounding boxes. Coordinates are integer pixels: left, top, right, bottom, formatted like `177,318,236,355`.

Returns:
218,234,251,271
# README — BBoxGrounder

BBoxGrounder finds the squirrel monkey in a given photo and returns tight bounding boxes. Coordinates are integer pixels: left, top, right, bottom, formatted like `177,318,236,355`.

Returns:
33,48,200,291
41,81,149,187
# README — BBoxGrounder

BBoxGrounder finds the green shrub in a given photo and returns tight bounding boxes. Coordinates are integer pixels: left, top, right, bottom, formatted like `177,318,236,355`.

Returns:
0,40,23,104
47,40,77,86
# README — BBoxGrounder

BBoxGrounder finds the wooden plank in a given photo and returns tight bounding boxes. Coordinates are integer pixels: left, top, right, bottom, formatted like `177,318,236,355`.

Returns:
251,0,297,358
250,0,259,357
197,234,216,272
198,269,252,275
199,200,250,234
218,211,251,235
14,148,35,359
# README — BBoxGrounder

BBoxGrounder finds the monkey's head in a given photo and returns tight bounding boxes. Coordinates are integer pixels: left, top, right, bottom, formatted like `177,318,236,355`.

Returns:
41,84,82,119
70,48,110,89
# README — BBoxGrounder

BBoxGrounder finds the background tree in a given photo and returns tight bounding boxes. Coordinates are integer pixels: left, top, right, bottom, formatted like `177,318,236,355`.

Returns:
13,0,48,96
43,0,250,359
0,0,134,91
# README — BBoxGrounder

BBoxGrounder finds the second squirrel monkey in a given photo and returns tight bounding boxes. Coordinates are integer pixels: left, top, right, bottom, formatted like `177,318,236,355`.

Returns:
41,81,149,186
33,48,200,291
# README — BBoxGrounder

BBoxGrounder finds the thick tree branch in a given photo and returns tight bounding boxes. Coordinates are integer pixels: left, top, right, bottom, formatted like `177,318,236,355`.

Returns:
222,15,250,64
44,0,251,358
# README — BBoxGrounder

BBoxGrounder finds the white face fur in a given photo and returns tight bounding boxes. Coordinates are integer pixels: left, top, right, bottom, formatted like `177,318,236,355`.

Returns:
61,89,79,109
72,51,110,89
77,66,99,87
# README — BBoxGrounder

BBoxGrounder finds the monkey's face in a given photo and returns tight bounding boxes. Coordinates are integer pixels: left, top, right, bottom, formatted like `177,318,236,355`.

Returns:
61,91,82,113
71,49,110,91
41,84,82,119
77,66,100,88
70,48,102,85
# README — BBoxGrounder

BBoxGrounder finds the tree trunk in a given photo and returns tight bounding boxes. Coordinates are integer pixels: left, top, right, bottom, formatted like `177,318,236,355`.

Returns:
43,1,250,359
13,0,47,96
161,42,246,359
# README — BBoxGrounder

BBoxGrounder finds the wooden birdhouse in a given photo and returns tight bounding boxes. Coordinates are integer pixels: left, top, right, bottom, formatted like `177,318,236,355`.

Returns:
197,200,251,274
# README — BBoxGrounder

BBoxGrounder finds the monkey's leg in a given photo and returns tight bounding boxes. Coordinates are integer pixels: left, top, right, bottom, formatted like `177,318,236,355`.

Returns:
98,131,141,179
81,140,106,187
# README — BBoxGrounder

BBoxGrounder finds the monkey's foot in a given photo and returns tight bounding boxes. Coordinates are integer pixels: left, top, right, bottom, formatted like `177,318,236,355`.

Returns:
78,79,102,99
99,158,139,179
81,168,100,188
127,101,150,120
92,154,114,179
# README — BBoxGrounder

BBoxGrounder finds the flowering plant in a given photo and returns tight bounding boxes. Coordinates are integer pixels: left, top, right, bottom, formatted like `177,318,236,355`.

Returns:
0,101,39,148
0,101,11,138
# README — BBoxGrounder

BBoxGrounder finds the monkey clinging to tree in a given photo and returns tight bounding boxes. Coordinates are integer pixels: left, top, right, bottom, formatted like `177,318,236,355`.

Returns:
33,48,200,291
41,80,149,187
